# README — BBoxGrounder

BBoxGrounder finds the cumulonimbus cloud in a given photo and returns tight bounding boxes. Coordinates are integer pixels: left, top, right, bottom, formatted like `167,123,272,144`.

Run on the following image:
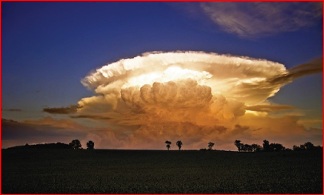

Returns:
200,2,322,37
78,51,289,126
82,51,288,104
44,51,321,149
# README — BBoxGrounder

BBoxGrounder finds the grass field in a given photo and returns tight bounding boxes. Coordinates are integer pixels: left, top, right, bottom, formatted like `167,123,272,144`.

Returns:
2,149,323,193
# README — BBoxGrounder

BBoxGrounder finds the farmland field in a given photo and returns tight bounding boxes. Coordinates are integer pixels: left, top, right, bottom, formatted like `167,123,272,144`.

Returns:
2,149,323,193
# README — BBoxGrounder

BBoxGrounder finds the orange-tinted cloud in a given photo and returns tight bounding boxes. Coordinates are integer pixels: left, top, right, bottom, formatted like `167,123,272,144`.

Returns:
40,51,322,150
246,104,294,112
236,113,322,147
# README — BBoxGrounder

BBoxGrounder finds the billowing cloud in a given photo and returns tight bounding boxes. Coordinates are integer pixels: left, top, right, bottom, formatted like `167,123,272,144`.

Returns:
82,51,288,104
41,51,321,149
200,2,322,37
78,52,289,129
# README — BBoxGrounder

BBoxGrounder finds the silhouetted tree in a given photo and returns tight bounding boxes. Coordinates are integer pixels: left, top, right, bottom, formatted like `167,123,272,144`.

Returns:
69,139,81,150
251,144,262,152
300,144,306,150
244,144,253,152
293,142,321,151
270,143,285,151
208,142,215,150
304,142,315,150
234,140,243,152
263,140,270,152
176,140,183,151
314,145,323,150
276,143,285,151
87,140,94,150
293,145,301,151
165,141,171,150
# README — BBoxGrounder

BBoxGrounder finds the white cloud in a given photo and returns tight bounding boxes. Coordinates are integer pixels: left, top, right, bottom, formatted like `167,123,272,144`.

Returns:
200,2,322,37
41,51,321,149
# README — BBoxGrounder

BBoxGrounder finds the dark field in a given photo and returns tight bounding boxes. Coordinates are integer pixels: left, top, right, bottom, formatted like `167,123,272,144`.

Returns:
2,149,323,193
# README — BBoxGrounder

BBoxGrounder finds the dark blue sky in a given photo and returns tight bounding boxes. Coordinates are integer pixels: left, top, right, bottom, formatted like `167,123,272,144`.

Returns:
3,3,322,112
2,2,322,149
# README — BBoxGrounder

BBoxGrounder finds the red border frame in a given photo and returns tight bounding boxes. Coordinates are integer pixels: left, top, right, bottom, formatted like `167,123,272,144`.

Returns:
0,1,323,195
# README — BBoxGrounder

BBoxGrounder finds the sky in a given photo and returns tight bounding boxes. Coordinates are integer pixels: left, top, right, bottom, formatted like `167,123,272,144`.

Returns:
2,2,323,150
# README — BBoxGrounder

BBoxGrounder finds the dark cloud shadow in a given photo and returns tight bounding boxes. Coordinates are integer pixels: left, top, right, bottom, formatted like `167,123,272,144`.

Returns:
3,108,22,112
43,105,81,114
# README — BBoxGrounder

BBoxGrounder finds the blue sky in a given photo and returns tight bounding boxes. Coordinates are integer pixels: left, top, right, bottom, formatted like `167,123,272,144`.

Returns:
2,2,322,149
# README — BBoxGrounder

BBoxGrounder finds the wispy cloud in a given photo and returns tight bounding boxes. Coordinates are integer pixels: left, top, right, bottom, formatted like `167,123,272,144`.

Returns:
200,2,322,38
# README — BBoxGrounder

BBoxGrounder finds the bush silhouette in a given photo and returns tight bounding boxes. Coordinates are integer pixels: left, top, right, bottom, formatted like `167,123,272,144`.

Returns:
176,140,183,151
208,142,215,150
87,140,94,150
234,140,243,152
69,139,82,150
165,141,171,150
263,140,270,152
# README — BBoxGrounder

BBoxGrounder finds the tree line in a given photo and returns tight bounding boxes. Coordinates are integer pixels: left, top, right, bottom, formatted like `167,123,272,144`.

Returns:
164,139,321,152
8,140,95,150
7,139,321,152
165,140,215,151
165,140,183,150
234,139,322,152
69,139,94,150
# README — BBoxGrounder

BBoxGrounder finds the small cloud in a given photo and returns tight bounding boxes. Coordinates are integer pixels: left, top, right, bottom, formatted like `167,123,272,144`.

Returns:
246,104,294,112
298,119,322,127
200,2,322,38
3,108,22,112
43,105,81,114
70,114,112,120
229,124,256,137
